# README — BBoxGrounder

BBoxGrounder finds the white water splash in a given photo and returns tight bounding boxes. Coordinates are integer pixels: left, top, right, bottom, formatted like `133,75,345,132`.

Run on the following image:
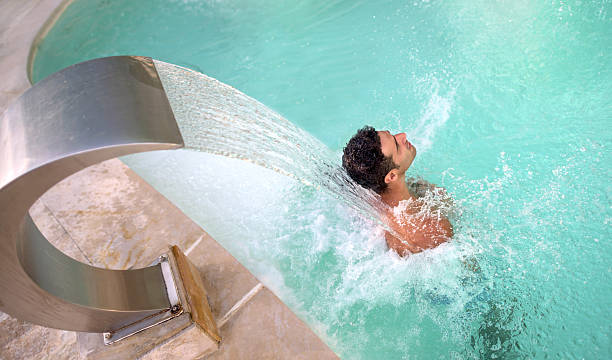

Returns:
407,85,455,153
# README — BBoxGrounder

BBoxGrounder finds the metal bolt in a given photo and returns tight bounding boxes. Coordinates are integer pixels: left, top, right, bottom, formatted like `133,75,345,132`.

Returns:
104,333,111,339
170,304,181,314
159,254,168,262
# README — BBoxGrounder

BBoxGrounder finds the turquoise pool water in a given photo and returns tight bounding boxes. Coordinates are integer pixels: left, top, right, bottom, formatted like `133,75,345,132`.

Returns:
33,0,611,358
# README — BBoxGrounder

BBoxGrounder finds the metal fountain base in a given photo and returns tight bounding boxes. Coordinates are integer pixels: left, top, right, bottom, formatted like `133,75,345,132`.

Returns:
0,56,218,353
79,245,220,359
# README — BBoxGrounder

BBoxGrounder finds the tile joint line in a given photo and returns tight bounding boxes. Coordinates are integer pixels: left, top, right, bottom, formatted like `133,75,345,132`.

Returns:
217,283,264,328
183,234,264,327
184,234,205,256
40,200,94,265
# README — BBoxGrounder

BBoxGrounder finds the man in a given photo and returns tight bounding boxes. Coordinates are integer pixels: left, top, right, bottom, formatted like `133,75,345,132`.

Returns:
342,126,453,255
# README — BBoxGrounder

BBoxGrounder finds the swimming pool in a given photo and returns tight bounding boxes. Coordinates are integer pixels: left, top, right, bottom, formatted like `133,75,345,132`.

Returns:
33,0,611,358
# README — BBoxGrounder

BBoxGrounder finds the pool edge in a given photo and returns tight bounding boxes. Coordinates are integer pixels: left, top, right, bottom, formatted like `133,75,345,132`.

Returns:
26,0,76,85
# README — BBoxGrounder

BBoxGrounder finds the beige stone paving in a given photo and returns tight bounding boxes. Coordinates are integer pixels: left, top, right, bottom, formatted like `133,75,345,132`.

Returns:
207,289,338,360
184,232,261,321
29,198,91,264
0,0,65,110
0,0,339,359
38,159,204,270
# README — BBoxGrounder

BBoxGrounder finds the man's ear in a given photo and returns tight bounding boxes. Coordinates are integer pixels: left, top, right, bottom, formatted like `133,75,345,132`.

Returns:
384,169,397,184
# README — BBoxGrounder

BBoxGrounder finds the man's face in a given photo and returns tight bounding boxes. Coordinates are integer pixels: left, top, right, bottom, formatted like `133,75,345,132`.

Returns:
378,130,417,173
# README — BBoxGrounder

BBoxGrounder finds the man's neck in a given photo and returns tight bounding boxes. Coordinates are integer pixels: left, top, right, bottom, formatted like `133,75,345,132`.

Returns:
381,176,416,207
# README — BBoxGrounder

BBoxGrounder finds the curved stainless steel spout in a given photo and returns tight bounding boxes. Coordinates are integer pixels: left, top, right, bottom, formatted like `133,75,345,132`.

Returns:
0,56,184,332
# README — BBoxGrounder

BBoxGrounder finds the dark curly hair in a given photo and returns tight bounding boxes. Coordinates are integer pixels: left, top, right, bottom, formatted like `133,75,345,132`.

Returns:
342,126,398,194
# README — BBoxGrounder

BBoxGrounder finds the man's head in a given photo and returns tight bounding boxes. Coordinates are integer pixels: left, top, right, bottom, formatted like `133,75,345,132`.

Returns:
342,126,417,194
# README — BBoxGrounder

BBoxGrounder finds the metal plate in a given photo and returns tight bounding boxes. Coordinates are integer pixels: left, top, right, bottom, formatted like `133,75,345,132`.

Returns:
0,56,184,332
103,254,183,345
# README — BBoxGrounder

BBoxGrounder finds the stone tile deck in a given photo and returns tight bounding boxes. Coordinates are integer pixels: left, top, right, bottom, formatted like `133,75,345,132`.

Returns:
0,0,338,358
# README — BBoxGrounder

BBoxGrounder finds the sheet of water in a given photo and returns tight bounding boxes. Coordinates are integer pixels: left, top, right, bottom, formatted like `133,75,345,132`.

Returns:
149,61,387,222
33,0,611,358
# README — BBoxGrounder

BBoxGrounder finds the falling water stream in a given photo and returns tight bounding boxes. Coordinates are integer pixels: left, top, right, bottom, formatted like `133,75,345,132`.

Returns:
33,0,611,358
153,61,454,247
154,61,385,219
